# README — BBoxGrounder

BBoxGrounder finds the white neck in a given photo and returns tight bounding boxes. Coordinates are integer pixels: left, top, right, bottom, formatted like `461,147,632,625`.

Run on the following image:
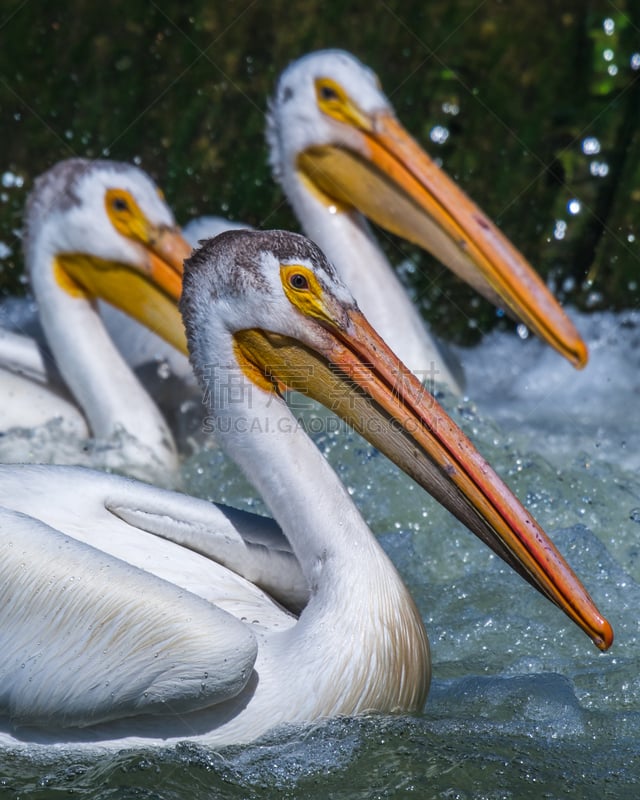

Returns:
30,243,178,473
211,348,430,719
282,169,460,389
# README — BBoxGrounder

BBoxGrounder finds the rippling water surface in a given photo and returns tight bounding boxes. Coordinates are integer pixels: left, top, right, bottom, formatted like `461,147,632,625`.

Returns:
2,310,639,798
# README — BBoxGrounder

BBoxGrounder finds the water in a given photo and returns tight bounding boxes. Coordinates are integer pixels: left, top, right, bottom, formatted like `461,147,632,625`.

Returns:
1,310,639,797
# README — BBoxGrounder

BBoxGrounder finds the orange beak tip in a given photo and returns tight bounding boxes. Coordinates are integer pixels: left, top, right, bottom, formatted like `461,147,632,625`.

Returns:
574,341,589,370
596,618,614,652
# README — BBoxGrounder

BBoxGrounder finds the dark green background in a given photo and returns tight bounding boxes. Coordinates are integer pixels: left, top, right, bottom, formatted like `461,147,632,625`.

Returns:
1,0,638,343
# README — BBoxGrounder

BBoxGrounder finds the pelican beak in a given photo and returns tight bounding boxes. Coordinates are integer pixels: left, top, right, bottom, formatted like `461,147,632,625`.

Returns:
146,223,192,285
234,312,611,651
297,110,587,368
56,224,191,355
128,219,192,304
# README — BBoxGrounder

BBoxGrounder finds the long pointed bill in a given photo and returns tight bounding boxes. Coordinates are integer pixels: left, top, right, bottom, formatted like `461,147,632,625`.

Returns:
56,225,191,354
234,314,611,651
297,112,587,368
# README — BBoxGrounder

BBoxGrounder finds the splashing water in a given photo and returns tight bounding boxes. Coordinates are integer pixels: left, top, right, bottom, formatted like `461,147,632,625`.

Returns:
1,309,639,797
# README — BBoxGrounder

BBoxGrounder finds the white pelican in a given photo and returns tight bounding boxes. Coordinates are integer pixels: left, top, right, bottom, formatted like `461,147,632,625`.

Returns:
0,229,611,751
0,158,192,478
183,215,248,246
266,50,588,389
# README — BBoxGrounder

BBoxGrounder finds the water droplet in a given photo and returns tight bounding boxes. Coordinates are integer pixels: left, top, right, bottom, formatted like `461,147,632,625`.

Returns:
156,360,171,380
430,125,449,145
1,171,23,188
567,199,581,215
553,220,567,240
590,161,609,177
630,508,640,523
582,137,601,155
603,18,615,35
586,290,603,308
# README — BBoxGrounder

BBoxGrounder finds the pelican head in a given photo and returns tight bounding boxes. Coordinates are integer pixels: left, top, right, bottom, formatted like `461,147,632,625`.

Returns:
24,158,192,352
182,229,611,655
267,50,587,369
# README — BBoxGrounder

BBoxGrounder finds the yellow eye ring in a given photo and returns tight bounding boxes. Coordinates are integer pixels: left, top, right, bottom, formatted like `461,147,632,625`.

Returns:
314,77,371,131
104,188,148,243
315,78,347,108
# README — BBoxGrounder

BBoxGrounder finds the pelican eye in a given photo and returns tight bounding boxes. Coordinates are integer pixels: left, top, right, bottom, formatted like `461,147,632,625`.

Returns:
112,197,129,212
289,272,309,291
319,84,339,101
315,78,347,108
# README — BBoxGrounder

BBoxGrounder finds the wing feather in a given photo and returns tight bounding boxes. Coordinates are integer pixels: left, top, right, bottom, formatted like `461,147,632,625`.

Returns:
0,508,257,728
